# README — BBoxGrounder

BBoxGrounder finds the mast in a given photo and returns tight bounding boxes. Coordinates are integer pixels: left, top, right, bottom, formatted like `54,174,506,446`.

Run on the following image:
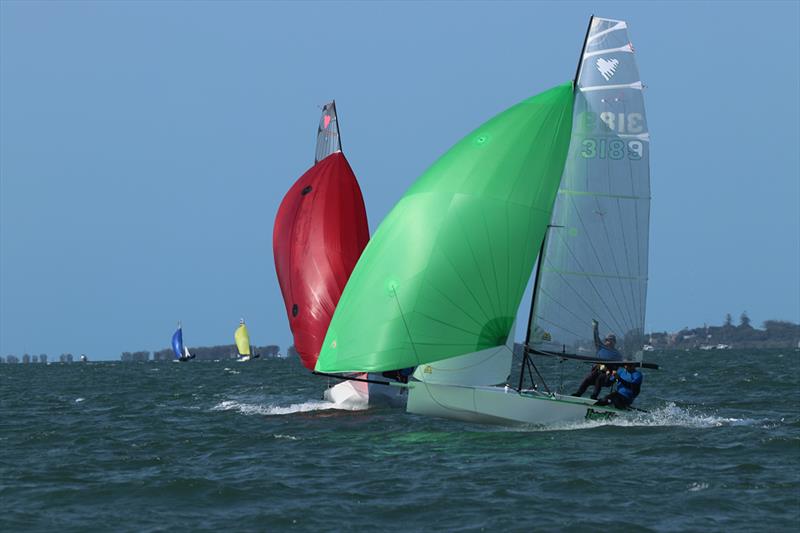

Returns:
524,235,548,348
520,227,553,392
573,15,594,88
332,99,342,154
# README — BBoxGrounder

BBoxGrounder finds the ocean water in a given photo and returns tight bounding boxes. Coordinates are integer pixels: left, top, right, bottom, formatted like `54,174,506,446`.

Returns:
1,349,798,531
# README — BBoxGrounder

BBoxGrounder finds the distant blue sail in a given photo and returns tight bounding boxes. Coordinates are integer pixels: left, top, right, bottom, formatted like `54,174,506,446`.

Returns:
172,327,184,360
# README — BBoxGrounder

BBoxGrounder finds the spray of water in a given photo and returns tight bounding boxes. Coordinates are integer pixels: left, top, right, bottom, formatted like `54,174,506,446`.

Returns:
520,402,762,432
210,398,367,416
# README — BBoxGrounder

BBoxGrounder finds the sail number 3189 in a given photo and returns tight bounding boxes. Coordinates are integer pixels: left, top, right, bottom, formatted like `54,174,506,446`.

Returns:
581,139,643,160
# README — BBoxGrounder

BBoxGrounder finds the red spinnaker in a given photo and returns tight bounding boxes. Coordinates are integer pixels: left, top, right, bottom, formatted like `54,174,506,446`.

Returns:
273,152,369,370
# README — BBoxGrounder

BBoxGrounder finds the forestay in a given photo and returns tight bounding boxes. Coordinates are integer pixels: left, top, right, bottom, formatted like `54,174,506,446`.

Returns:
529,17,650,361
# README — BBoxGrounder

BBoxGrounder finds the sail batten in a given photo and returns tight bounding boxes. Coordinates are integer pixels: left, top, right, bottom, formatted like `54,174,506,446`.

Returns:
558,189,649,200
580,82,643,92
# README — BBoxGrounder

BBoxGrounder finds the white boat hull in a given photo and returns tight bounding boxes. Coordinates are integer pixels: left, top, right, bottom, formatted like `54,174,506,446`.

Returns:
406,381,627,426
323,373,407,409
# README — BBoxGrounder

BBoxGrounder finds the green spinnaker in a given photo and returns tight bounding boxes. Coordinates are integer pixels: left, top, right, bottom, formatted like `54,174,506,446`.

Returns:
315,82,575,373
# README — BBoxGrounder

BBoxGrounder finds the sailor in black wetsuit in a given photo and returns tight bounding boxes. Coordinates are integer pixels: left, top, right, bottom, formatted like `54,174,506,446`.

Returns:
572,319,622,399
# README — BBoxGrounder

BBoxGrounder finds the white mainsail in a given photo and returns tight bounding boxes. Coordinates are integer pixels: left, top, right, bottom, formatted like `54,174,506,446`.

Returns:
529,16,650,361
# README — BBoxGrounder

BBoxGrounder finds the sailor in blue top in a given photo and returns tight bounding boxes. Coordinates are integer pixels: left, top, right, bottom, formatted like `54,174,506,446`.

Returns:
592,319,621,360
572,319,622,399
595,362,643,409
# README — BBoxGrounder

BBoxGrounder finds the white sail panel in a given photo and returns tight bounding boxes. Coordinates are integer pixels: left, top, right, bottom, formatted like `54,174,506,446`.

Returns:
530,17,650,361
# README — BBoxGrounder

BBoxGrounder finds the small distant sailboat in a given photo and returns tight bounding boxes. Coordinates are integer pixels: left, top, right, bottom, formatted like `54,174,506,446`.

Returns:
80,354,88,362
235,319,260,362
172,323,195,362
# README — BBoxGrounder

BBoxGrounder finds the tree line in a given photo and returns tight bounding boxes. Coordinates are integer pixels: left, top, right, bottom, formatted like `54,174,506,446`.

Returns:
648,313,800,349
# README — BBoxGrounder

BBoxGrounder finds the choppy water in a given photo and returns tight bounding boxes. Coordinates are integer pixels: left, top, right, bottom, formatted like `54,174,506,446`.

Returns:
1,350,798,531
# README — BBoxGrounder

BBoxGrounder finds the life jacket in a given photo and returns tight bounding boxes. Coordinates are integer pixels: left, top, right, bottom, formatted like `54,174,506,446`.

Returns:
615,368,643,400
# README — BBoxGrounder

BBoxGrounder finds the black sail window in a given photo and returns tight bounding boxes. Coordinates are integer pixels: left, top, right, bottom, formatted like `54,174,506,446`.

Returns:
301,186,313,196
292,304,299,317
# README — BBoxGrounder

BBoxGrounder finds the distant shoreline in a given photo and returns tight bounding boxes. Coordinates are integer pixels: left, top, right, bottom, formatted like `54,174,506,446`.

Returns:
1,343,287,364
3,318,798,363
645,318,799,351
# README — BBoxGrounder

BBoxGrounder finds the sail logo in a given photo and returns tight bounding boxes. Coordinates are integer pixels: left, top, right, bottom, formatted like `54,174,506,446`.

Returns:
596,57,619,81
323,115,331,129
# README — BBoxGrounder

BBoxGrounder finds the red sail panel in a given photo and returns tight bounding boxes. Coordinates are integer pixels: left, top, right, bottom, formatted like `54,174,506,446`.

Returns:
273,152,369,370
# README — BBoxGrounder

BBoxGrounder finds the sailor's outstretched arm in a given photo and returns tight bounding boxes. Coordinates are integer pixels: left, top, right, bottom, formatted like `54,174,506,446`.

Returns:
592,319,601,349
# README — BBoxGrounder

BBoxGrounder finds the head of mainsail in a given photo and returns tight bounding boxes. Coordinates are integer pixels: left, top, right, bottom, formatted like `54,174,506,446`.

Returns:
315,101,342,164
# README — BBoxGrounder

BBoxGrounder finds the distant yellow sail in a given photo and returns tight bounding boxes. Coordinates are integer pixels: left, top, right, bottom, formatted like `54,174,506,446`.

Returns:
235,321,251,356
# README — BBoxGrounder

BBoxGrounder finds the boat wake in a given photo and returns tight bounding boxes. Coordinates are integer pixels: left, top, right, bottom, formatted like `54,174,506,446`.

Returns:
210,398,366,416
529,402,761,432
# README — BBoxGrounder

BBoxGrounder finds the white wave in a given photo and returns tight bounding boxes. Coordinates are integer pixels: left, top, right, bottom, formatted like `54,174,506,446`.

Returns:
273,434,299,440
520,402,759,432
223,368,240,375
210,399,366,416
75,397,85,403
688,482,709,492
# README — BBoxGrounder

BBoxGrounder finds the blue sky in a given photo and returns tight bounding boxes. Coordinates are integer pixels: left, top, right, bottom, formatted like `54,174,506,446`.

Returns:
1,1,798,360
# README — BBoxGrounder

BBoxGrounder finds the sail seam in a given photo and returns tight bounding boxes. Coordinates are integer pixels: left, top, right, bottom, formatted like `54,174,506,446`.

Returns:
558,189,650,201
542,267,647,281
